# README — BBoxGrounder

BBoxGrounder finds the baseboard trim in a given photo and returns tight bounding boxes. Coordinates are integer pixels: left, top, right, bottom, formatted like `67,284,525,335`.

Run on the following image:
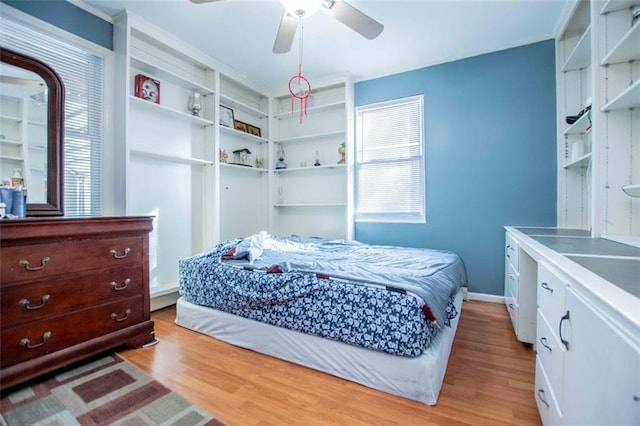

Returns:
151,290,180,312
467,292,505,304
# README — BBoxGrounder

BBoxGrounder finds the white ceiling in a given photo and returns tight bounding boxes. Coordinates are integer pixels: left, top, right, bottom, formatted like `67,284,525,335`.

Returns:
80,0,568,92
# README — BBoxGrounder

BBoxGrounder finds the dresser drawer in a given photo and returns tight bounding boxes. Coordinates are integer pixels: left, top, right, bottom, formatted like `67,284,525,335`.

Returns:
1,295,144,368
536,309,565,407
1,236,143,284
1,266,143,328
537,262,567,324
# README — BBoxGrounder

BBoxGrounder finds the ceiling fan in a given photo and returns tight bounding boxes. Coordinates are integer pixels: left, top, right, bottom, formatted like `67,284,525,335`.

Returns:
189,0,384,54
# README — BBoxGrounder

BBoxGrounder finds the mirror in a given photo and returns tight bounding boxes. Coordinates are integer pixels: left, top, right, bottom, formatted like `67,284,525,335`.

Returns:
0,48,64,216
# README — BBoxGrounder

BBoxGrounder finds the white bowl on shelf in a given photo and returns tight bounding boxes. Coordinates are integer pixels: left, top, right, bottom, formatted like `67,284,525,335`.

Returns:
622,184,640,198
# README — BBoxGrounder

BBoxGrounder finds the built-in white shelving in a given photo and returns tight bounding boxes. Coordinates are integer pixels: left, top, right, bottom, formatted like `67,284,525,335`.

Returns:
564,152,592,169
274,164,345,173
600,21,640,65
561,26,592,71
274,100,346,119
130,149,213,165
601,79,640,111
130,96,214,126
563,111,592,135
601,0,639,14
275,130,345,144
220,124,268,143
131,55,214,95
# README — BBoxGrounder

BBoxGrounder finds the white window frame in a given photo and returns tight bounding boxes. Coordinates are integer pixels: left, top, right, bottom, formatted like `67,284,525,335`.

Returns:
354,94,425,223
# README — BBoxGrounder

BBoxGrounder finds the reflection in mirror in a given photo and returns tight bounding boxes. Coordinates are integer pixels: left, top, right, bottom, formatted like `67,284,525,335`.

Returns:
0,48,64,216
0,62,48,203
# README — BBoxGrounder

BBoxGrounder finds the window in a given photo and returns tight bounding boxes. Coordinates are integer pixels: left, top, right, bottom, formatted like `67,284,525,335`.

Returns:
1,15,104,217
355,94,425,223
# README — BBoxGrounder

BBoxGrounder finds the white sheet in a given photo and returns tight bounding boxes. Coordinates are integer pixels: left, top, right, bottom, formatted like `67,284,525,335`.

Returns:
175,289,463,405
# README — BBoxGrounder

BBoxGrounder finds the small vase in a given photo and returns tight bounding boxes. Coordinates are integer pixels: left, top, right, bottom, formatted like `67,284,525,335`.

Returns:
189,92,202,116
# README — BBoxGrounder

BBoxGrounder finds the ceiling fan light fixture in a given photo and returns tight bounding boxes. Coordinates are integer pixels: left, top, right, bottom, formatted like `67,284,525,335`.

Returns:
279,0,322,18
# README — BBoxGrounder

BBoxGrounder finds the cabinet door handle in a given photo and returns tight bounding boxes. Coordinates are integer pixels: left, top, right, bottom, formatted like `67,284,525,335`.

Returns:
19,257,50,271
110,278,131,291
559,310,570,350
509,303,516,310
537,389,550,407
109,248,131,259
18,294,51,310
539,336,552,352
540,282,554,293
506,244,511,259
20,331,52,349
509,274,516,281
111,308,131,322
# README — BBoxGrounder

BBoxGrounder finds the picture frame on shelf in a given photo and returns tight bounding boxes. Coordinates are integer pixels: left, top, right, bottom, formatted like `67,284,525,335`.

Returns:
247,124,262,137
220,105,234,127
234,120,248,133
134,74,160,104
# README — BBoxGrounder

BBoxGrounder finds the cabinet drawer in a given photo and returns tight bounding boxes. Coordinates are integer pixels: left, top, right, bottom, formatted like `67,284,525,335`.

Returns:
536,309,565,407
1,295,144,368
1,266,143,328
535,356,563,425
506,263,519,301
505,232,519,271
1,236,143,284
537,262,567,324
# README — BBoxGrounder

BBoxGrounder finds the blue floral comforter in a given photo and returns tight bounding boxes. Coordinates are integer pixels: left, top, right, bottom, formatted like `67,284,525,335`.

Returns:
179,235,467,357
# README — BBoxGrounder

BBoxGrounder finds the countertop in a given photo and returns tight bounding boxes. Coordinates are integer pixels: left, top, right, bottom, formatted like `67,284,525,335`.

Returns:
514,227,640,299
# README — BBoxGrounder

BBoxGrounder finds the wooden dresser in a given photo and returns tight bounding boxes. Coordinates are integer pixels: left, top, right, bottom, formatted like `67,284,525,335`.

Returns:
0,216,155,391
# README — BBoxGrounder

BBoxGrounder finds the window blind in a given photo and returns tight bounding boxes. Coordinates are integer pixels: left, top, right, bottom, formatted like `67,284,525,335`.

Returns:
1,17,104,217
355,95,425,223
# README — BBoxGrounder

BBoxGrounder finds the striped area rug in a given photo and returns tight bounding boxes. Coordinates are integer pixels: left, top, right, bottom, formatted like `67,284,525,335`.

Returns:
0,354,224,425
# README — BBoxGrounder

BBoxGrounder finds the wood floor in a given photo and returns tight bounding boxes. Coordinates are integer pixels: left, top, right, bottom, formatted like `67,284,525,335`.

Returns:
118,300,541,425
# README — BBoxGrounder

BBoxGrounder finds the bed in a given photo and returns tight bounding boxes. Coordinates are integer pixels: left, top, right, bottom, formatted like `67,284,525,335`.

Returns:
175,233,468,405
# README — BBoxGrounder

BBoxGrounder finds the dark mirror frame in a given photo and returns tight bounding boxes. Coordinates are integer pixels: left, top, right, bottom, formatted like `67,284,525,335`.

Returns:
0,48,65,216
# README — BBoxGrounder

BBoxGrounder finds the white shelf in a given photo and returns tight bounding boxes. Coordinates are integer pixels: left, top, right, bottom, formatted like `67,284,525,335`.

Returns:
0,138,22,145
28,145,46,151
130,96,214,126
0,155,22,161
0,114,21,123
564,152,592,169
275,130,345,144
131,55,214,95
130,149,213,165
274,202,346,208
274,164,345,173
601,0,640,14
601,21,640,65
219,94,267,118
622,183,640,197
220,163,268,173
274,101,346,119
601,79,640,111
28,120,46,127
562,26,592,72
220,124,268,143
563,111,592,135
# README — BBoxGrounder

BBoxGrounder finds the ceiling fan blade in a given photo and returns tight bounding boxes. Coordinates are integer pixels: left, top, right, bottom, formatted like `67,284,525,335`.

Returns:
322,0,383,40
189,0,224,3
273,12,299,54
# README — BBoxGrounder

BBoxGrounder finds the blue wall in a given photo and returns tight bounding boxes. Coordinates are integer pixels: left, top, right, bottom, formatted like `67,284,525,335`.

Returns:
354,40,557,296
2,0,112,50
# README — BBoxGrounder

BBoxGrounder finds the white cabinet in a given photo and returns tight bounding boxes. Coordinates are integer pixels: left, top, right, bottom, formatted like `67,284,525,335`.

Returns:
218,76,270,241
562,287,640,425
504,230,537,343
535,259,639,425
113,11,216,299
271,76,353,240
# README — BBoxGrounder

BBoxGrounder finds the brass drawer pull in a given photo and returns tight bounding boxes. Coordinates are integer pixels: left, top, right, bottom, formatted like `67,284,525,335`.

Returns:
20,331,52,349
19,294,51,310
19,257,50,271
110,278,131,291
109,247,131,259
111,308,131,322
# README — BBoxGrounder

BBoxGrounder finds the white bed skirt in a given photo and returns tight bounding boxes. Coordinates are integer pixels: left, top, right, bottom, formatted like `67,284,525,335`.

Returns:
175,289,463,405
